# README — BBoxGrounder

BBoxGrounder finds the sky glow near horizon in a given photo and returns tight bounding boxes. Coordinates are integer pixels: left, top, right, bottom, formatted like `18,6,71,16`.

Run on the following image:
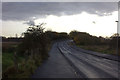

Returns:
2,2,118,38
2,11,118,37
35,11,118,37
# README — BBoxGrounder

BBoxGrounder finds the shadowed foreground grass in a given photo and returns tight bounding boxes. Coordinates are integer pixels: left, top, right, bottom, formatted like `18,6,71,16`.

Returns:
2,52,48,78
2,52,24,72
3,55,42,78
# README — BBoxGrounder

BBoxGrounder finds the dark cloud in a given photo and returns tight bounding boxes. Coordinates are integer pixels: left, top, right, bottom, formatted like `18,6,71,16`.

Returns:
0,2,2,20
2,2,118,21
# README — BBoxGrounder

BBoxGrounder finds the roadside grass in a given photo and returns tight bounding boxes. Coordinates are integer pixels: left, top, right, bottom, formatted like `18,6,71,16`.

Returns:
2,53,14,72
4,55,42,78
2,42,20,71
2,52,43,78
2,41,52,78
77,45,116,55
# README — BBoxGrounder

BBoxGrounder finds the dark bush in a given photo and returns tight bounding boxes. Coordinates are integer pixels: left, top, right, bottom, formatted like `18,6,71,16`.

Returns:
69,30,102,45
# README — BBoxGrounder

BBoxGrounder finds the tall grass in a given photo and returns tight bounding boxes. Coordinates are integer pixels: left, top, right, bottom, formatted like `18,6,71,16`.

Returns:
2,41,51,78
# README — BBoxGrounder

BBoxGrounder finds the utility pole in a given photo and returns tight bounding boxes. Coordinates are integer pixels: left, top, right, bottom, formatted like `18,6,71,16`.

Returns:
117,1,120,56
115,21,119,56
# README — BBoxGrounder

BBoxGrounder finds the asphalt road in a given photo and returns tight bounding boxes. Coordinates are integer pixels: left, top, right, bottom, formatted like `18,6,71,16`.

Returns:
32,42,78,78
32,40,119,78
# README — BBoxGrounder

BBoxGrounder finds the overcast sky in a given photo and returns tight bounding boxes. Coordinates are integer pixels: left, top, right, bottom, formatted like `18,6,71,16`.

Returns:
1,0,120,2
2,2,119,37
2,2,118,20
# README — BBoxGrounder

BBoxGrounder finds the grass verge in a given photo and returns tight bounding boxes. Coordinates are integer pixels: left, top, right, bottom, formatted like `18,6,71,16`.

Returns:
2,41,52,78
2,54,42,78
77,45,116,55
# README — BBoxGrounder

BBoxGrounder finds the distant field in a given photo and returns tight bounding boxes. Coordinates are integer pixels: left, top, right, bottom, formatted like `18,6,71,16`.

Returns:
2,42,20,48
0,42,1,51
0,42,1,48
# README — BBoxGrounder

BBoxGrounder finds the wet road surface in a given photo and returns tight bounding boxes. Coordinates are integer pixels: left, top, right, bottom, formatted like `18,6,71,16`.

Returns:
32,40,119,78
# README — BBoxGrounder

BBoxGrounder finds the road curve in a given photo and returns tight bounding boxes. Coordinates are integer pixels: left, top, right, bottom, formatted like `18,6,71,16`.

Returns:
32,42,78,78
58,40,119,78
